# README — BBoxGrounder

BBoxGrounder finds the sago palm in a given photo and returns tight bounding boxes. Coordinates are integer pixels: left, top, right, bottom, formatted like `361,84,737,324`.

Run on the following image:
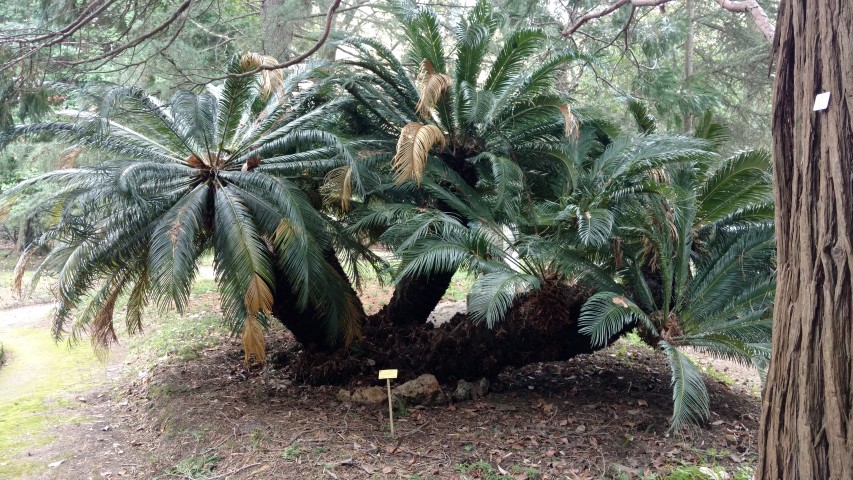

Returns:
384,116,714,327
0,53,370,359
578,143,775,431
326,0,586,323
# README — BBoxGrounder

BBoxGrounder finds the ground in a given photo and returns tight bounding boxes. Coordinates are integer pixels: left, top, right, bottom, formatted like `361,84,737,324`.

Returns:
0,251,761,479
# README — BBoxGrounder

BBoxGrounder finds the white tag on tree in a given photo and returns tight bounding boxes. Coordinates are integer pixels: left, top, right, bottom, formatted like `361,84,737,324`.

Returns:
813,92,831,111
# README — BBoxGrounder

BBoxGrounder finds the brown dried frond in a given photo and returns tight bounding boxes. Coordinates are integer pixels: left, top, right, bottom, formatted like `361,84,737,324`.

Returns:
12,248,36,298
241,154,262,172
242,316,266,365
392,122,446,186
320,166,354,212
244,273,273,318
91,282,123,353
648,167,670,183
58,147,83,168
240,52,284,100
416,59,452,118
242,274,272,365
185,154,206,168
560,104,579,140
612,296,630,308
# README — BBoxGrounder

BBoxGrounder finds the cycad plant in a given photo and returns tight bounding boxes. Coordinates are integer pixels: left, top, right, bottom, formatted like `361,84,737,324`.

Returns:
0,53,371,359
389,118,714,327
329,0,586,324
578,140,775,431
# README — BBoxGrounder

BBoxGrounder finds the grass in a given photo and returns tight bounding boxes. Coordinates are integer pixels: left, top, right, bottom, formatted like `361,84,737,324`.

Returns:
702,364,736,387
129,311,229,364
164,453,221,479
0,252,226,477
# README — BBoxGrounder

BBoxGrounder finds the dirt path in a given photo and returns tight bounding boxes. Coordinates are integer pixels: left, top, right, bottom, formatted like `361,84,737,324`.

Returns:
0,303,122,479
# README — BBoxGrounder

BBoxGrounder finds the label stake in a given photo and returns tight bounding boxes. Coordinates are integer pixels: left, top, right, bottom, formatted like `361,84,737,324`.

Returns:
378,369,398,437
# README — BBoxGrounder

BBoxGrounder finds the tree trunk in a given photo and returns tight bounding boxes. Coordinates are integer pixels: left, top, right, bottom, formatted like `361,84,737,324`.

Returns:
757,1,852,479
375,271,456,326
271,248,366,351
14,215,32,252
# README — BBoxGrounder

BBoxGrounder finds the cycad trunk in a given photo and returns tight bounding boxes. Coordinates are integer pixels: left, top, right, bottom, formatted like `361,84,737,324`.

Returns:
294,282,622,385
376,271,455,326
272,248,366,351
757,1,852,478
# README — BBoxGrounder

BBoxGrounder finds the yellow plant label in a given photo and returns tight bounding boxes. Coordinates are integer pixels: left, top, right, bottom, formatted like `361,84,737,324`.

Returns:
378,369,398,380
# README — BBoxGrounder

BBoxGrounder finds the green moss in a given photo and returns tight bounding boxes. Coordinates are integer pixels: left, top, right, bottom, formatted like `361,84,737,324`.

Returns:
0,326,103,476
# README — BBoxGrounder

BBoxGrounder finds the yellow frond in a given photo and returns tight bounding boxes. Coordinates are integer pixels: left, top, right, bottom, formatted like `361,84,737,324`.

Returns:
647,167,670,184
240,52,284,100
320,166,354,212
560,104,579,140
416,60,452,118
391,122,445,186
242,315,266,365
244,273,273,318
12,248,36,298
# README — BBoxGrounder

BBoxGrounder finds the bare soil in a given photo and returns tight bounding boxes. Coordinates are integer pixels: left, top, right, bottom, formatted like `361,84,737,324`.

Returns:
21,329,760,480
1,273,763,479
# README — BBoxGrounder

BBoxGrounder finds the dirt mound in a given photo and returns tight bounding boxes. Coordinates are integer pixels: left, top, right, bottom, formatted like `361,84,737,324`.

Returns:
292,282,611,386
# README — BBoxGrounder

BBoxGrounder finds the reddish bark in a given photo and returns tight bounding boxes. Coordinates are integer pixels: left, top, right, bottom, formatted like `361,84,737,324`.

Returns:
757,1,853,478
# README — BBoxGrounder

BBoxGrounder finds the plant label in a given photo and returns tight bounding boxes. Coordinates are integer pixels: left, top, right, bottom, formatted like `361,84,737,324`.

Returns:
378,369,398,379
813,92,831,111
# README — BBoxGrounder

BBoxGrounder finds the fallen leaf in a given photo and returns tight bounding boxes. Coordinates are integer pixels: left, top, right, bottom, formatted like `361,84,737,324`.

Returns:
575,424,586,433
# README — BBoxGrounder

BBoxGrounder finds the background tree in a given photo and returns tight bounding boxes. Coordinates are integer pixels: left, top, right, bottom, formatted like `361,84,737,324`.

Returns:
756,0,852,478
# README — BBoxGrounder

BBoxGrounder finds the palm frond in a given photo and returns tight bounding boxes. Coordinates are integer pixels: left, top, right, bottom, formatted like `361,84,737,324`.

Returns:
391,122,445,185
321,166,354,211
579,292,656,347
468,271,540,327
696,150,772,226
661,341,710,432
627,99,657,134
483,29,546,93
416,60,452,118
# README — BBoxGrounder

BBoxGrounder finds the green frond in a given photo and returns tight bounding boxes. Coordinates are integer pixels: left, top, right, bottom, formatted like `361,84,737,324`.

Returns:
579,292,656,347
693,110,732,150
483,29,546,93
627,99,657,134
696,150,772,226
661,341,710,432
397,4,447,74
468,271,540,327
215,53,261,153
453,0,497,87
148,183,208,312
212,184,274,325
